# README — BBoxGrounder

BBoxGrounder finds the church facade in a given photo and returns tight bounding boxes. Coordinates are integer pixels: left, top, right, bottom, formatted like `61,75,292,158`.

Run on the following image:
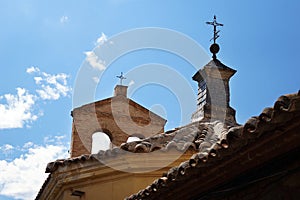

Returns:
36,55,300,200
36,17,300,200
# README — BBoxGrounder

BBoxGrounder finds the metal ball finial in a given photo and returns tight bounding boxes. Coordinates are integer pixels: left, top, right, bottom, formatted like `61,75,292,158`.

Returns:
210,43,220,54
210,43,220,60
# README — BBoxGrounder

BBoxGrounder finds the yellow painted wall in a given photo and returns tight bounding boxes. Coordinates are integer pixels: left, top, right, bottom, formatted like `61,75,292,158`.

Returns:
59,175,158,200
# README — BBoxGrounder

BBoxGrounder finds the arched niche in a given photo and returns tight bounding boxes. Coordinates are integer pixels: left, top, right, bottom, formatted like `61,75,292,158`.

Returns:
126,134,145,143
91,132,112,154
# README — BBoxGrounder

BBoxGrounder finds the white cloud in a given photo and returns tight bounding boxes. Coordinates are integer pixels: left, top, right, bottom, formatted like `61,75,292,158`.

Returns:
128,80,135,86
0,138,68,200
26,66,40,74
54,135,66,141
37,85,62,100
60,15,69,24
0,88,38,129
1,144,13,151
84,33,111,71
23,142,34,149
84,51,106,71
92,76,100,84
27,67,71,100
34,77,42,84
95,32,107,46
0,67,72,129
0,144,14,158
0,144,15,161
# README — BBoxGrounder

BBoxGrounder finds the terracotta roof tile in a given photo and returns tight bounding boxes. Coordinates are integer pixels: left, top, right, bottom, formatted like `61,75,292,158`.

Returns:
126,92,300,200
37,92,300,199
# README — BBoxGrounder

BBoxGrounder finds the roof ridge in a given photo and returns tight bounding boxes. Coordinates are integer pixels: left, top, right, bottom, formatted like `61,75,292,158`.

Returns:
125,91,300,200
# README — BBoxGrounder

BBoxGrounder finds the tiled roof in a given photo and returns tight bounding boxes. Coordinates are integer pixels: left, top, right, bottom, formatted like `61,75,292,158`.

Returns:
37,113,234,199
36,91,300,200
125,91,300,200
45,120,233,173
119,120,233,154
37,120,233,199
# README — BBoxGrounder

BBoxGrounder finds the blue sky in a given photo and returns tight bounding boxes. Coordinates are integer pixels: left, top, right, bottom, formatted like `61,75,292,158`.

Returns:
0,0,299,199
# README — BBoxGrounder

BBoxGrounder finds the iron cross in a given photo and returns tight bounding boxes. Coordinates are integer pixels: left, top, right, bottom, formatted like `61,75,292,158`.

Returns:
116,72,126,85
206,15,223,44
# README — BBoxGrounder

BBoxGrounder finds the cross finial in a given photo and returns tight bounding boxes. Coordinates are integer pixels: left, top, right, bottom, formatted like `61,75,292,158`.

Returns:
116,72,126,85
206,15,223,60
206,15,223,44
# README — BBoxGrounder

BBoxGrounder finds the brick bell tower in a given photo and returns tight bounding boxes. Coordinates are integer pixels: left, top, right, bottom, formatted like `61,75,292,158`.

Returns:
70,73,167,157
191,15,237,125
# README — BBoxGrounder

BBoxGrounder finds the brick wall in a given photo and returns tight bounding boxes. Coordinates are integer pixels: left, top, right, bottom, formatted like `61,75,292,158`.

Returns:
70,96,166,157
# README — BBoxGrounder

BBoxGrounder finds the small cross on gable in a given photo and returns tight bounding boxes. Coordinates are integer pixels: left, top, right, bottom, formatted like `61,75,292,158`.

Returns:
116,72,126,85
